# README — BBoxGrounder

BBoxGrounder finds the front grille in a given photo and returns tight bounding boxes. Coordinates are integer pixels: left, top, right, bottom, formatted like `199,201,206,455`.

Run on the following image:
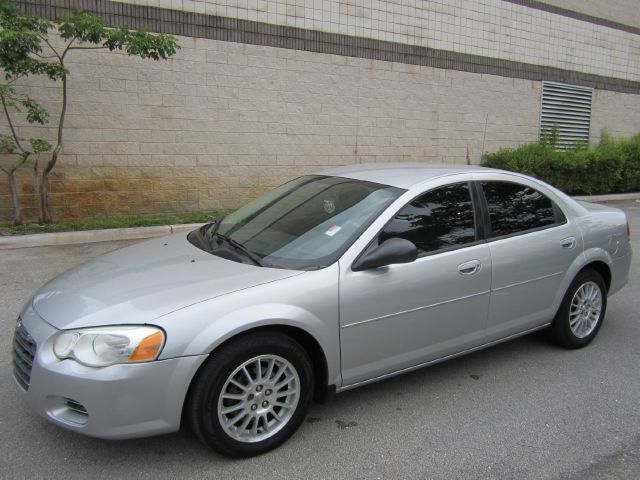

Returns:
12,319,36,391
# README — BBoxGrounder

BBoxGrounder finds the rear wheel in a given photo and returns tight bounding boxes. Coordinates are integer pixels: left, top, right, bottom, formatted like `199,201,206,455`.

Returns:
187,332,314,457
549,268,607,348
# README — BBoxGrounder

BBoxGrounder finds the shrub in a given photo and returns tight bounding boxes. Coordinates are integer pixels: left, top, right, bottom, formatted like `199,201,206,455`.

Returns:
617,133,640,193
482,131,640,194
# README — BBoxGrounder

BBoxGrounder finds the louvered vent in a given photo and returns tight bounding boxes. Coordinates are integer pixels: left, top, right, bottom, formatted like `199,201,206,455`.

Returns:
540,82,593,149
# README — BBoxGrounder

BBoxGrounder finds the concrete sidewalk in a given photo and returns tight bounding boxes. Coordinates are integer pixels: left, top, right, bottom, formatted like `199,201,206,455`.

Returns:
0,223,204,250
1,192,639,250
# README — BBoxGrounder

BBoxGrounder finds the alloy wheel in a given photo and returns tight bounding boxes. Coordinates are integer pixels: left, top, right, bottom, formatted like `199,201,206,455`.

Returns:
217,354,300,443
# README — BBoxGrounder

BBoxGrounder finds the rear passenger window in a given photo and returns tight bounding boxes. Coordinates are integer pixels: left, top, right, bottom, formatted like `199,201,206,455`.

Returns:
481,181,562,237
380,182,476,255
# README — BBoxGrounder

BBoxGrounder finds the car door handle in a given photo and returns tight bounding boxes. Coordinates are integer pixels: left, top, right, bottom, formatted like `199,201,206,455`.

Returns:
458,260,481,275
560,237,576,249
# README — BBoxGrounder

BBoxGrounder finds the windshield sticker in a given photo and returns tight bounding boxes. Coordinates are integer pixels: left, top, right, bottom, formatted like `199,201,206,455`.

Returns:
323,199,336,214
325,225,341,237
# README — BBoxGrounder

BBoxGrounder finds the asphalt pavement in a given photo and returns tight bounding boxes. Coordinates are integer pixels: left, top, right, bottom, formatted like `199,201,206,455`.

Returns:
0,200,639,480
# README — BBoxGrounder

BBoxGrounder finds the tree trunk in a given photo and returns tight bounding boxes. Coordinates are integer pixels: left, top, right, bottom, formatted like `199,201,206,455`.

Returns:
33,157,42,223
41,70,67,224
39,169,51,223
7,169,22,226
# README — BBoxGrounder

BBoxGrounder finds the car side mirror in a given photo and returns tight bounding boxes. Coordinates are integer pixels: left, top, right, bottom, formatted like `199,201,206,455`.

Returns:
352,238,418,272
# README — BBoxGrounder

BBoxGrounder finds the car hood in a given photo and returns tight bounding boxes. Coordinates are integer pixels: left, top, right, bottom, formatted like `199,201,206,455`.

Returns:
32,233,302,330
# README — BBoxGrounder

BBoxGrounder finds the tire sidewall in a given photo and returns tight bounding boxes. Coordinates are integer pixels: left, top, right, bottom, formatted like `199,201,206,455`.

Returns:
192,334,314,457
557,270,607,347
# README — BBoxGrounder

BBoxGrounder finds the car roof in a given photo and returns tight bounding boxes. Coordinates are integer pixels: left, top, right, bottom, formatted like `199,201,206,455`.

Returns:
320,163,498,189
321,162,585,218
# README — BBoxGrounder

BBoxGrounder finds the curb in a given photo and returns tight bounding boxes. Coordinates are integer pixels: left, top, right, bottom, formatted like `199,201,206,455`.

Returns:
0,223,204,250
1,191,639,250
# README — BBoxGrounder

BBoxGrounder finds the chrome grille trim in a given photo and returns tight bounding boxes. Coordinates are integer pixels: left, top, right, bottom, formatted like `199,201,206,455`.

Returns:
12,319,36,391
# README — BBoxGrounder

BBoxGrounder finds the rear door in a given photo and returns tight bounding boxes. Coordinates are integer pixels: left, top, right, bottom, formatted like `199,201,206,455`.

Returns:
476,176,582,342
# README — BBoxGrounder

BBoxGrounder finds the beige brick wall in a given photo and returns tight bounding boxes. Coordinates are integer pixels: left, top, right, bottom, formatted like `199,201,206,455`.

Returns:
1,34,639,221
541,0,640,29
110,0,640,82
591,90,640,141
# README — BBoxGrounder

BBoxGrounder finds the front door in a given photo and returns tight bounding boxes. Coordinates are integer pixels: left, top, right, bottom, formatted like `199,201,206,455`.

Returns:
339,182,492,387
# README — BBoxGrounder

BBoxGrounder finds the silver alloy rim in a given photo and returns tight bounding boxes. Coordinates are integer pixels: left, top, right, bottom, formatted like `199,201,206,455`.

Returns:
569,281,603,339
217,354,300,443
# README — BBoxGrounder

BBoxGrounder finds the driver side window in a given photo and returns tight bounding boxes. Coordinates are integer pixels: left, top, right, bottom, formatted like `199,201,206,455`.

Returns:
379,182,476,255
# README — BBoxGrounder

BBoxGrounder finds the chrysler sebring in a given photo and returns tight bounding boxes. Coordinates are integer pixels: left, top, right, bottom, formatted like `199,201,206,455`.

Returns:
12,164,631,457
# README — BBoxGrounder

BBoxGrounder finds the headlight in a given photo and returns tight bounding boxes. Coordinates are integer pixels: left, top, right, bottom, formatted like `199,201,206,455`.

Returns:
53,326,165,367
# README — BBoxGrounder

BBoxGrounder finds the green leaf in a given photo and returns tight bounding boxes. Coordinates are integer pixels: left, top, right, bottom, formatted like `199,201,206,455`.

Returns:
0,3,66,80
58,10,106,43
29,138,52,153
105,28,179,59
0,82,19,109
21,95,49,124
0,133,17,153
0,82,50,124
57,9,179,60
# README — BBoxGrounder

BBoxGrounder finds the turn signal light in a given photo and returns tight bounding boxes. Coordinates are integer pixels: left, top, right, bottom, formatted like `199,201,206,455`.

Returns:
128,331,165,362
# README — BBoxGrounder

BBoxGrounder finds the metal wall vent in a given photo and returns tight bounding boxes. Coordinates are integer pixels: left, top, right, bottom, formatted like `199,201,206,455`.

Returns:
540,81,593,149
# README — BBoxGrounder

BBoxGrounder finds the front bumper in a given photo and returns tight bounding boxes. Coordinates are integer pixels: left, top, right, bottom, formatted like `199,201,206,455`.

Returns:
14,303,208,440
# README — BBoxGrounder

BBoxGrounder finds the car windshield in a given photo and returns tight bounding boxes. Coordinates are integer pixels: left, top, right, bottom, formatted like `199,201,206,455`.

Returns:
189,175,403,270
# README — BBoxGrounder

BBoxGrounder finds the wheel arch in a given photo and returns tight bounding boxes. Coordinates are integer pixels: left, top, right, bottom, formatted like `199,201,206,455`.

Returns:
550,248,613,319
183,324,332,419
548,257,610,348
581,260,611,292
244,324,331,403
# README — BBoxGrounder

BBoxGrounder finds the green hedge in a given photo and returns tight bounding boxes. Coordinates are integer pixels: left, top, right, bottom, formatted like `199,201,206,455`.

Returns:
482,131,640,194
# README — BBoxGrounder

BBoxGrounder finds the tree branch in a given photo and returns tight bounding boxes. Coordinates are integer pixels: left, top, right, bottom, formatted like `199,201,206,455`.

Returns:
7,74,26,85
35,32,61,61
66,45,107,51
61,36,77,60
32,52,59,59
0,94,27,154
44,68,66,177
0,152,30,174
15,152,29,169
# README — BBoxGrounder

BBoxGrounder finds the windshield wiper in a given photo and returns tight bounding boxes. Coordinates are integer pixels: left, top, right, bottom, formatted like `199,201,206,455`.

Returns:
200,220,218,241
216,233,264,267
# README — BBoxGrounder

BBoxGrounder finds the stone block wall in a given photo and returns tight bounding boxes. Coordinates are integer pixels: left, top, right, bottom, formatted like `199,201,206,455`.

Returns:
1,36,547,220
540,0,640,29
106,0,640,82
591,90,640,141
1,0,639,222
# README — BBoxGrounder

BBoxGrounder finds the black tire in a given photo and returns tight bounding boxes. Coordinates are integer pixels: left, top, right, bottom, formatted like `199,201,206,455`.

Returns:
187,331,314,457
549,268,607,349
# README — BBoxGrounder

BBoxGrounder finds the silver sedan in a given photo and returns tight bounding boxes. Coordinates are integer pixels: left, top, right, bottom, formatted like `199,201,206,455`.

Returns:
12,164,632,457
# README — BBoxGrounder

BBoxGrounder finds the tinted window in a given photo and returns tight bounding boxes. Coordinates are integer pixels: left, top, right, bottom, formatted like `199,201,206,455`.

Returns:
380,183,476,254
481,181,559,237
191,175,403,270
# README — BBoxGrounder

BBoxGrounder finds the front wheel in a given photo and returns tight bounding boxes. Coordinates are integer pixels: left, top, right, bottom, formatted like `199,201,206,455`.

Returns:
187,332,314,457
549,268,607,349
